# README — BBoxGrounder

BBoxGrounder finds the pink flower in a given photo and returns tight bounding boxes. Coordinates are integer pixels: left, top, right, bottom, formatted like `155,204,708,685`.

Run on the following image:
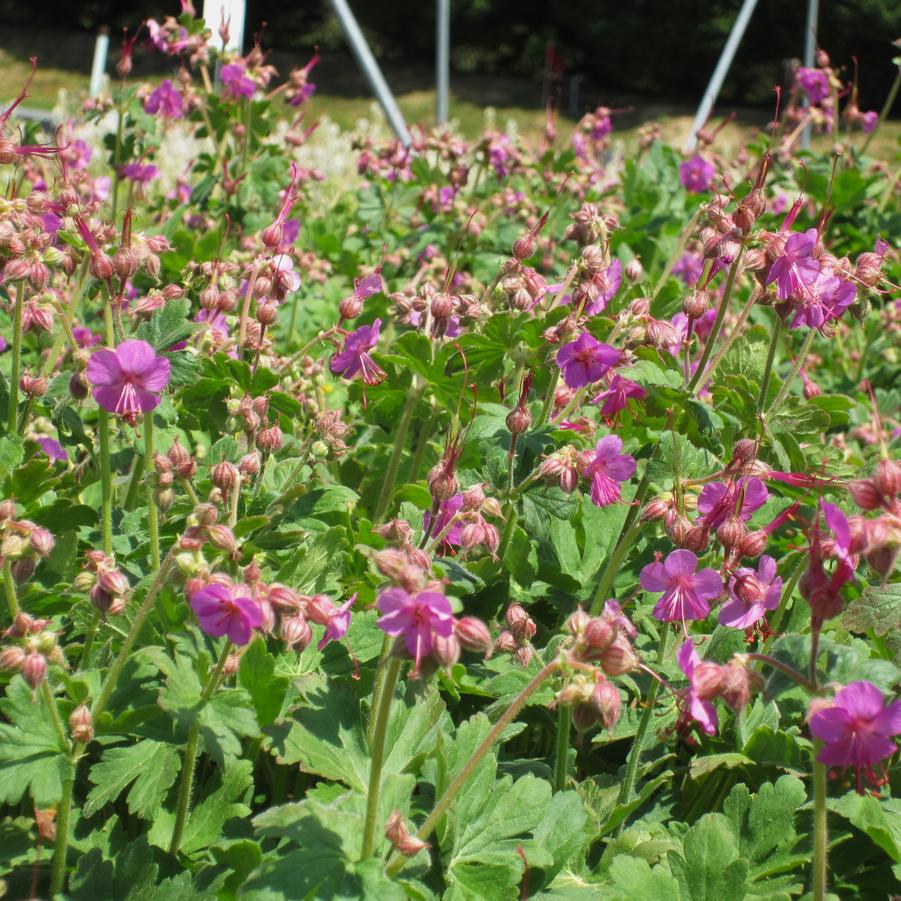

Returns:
555,333,620,389
719,555,782,629
424,494,464,553
318,594,356,650
581,435,635,507
121,162,159,185
591,374,646,416
641,549,722,623
672,251,704,285
73,326,101,348
765,229,821,301
329,319,386,386
678,639,718,735
37,436,67,463
797,67,830,104
86,339,171,420
679,155,716,193
271,254,301,294
221,63,256,100
579,259,622,316
144,80,183,119
788,268,856,330
376,587,454,676
189,582,263,646
697,477,768,530
859,110,878,133
809,681,901,788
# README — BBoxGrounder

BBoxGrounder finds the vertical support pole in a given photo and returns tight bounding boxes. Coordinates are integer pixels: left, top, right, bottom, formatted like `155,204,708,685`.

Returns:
436,0,450,125
89,27,110,98
328,0,412,146
203,0,247,53
800,0,819,149
684,0,761,152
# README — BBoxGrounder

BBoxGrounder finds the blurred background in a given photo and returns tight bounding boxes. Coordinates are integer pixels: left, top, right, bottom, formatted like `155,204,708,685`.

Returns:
1,0,899,144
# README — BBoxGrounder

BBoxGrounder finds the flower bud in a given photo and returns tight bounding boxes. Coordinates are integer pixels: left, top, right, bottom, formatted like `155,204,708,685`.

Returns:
338,294,363,320
591,678,622,730
261,223,283,248
506,405,532,436
582,616,615,658
692,661,724,700
513,233,537,261
683,525,711,553
461,483,486,512
681,290,709,320
455,617,493,656
599,635,638,676
207,524,239,556
848,479,884,510
720,660,762,712
69,704,94,743
306,594,336,627
256,300,279,326
505,602,536,641
385,811,429,857
257,425,283,454
566,608,590,637
716,515,746,551
0,646,25,671
29,527,55,557
280,613,312,651
874,459,901,499
495,630,517,654
211,461,240,493
514,644,534,667
625,258,644,282
432,632,461,667
739,529,768,559
427,465,458,501
22,651,47,687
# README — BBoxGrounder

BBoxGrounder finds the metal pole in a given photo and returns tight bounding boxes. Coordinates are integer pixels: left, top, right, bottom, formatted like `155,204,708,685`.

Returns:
203,0,246,53
800,0,819,149
436,0,450,124
684,0,761,152
328,0,413,146
89,28,110,98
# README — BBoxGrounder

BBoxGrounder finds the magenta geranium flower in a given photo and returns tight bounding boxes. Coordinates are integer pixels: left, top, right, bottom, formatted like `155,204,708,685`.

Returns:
556,333,620,389
581,260,622,316
144,79,183,119
376,587,454,676
809,681,901,789
641,549,722,623
720,554,782,629
221,63,256,100
679,155,715,193
788,268,856,330
318,593,356,650
697,477,768,530
86,339,171,421
121,162,159,185
190,582,264,646
591,374,646,417
765,229,821,301
678,639,718,735
330,320,386,385
797,67,830,104
424,494,464,553
37,436,67,463
581,435,636,507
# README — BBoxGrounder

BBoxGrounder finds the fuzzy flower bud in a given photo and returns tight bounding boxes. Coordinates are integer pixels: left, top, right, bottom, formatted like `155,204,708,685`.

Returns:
69,704,94,743
455,616,493,656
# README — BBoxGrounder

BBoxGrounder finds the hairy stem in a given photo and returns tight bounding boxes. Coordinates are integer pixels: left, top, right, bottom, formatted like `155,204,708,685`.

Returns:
144,415,160,573
7,283,23,434
812,755,828,901
616,628,670,819
373,386,422,523
98,412,114,556
169,639,233,856
3,560,18,620
361,657,402,859
553,705,572,792
757,314,783,414
385,659,560,878
767,328,816,418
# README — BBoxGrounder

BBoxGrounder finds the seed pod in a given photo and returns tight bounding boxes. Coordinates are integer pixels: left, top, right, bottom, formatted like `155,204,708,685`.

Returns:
874,459,901,499
848,479,883,511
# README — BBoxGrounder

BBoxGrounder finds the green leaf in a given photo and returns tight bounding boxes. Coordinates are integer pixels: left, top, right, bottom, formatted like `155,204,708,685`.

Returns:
843,584,901,664
265,680,445,794
0,435,24,484
276,526,346,591
504,526,538,586
669,814,749,900
688,752,753,780
0,676,73,806
830,793,901,863
607,855,681,900
136,297,195,352
149,758,253,855
84,739,180,820
238,639,289,728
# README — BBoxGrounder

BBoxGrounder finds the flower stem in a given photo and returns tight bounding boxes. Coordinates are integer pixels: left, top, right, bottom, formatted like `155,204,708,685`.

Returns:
3,560,18,620
98,411,113,556
536,372,558,428
169,639,233,857
366,633,394,748
361,656,402,859
687,249,744,394
812,754,828,901
144,415,160,573
744,653,816,693
385,659,560,878
766,328,816,418
615,627,669,819
41,680,69,750
373,386,422,523
7,283,23,435
652,206,702,299
50,773,75,897
757,314,783,413
589,472,650,616
552,705,571,792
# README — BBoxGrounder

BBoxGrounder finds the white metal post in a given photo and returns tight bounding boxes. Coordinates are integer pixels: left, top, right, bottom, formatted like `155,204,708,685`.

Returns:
800,0,819,149
89,28,110,98
436,0,450,124
684,0,761,152
203,0,246,53
329,0,413,146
